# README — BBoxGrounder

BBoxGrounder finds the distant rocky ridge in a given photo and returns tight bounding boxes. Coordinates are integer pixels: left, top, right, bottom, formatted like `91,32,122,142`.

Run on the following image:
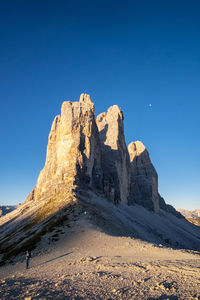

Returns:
177,209,200,226
0,94,199,265
177,209,200,219
0,206,17,217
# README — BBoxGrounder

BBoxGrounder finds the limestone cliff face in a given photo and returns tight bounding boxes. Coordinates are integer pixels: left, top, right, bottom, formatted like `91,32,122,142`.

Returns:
1,94,192,267
31,94,102,202
25,93,178,217
96,105,130,204
128,141,159,212
33,99,130,205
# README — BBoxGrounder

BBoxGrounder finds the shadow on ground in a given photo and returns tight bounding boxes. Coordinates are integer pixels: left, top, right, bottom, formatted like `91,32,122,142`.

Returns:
36,252,73,267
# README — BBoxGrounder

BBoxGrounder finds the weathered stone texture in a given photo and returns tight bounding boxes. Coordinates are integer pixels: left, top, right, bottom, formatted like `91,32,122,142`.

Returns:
32,94,102,202
24,93,179,218
96,105,130,204
128,141,159,212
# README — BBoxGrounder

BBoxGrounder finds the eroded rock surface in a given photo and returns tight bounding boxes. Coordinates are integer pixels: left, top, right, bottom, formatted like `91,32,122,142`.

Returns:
128,141,159,212
96,105,130,204
29,94,102,202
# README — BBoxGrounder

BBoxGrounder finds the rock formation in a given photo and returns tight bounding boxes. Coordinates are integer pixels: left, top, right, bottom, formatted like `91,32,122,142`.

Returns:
20,95,182,214
1,93,192,267
25,94,180,214
128,141,159,212
0,206,17,217
177,209,200,219
96,105,130,204
27,94,103,203
159,196,183,217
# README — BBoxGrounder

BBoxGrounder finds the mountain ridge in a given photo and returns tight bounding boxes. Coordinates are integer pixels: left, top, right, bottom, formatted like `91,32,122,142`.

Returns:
177,208,200,219
0,205,18,217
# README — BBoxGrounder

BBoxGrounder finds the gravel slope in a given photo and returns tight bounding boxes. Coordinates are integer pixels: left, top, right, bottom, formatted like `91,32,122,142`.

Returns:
1,211,200,300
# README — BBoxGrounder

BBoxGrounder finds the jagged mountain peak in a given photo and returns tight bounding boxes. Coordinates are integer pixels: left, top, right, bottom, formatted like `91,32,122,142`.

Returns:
107,104,123,115
1,94,198,266
128,140,146,157
128,141,148,163
79,93,93,105
128,140,159,212
96,104,123,124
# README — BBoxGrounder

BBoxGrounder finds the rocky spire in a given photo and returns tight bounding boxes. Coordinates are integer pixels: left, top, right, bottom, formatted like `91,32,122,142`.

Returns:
128,141,159,213
96,105,130,204
28,94,102,202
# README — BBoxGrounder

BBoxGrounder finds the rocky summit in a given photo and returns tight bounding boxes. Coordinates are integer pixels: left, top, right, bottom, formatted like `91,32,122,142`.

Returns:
26,93,170,213
27,94,102,203
128,141,159,213
0,94,199,266
96,105,130,205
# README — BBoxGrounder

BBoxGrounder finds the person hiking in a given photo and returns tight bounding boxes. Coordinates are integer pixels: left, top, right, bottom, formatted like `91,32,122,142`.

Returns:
25,250,31,269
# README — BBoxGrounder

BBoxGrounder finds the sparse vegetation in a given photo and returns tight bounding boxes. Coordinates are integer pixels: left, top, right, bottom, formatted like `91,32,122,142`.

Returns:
0,199,82,266
33,191,76,224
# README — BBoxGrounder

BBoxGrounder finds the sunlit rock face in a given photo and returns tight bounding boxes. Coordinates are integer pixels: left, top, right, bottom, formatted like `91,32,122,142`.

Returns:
24,93,177,217
28,98,131,206
28,94,102,202
96,105,130,204
128,141,159,213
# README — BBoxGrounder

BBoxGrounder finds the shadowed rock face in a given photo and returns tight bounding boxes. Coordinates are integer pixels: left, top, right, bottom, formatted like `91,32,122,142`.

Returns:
159,195,183,217
128,141,159,212
96,105,130,204
27,94,103,203
0,206,17,217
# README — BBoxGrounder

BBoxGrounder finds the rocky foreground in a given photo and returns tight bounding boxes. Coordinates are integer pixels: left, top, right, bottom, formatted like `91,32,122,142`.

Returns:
0,213,200,300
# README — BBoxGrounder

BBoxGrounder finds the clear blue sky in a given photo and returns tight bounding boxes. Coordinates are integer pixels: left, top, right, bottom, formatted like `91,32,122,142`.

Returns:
0,0,199,210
